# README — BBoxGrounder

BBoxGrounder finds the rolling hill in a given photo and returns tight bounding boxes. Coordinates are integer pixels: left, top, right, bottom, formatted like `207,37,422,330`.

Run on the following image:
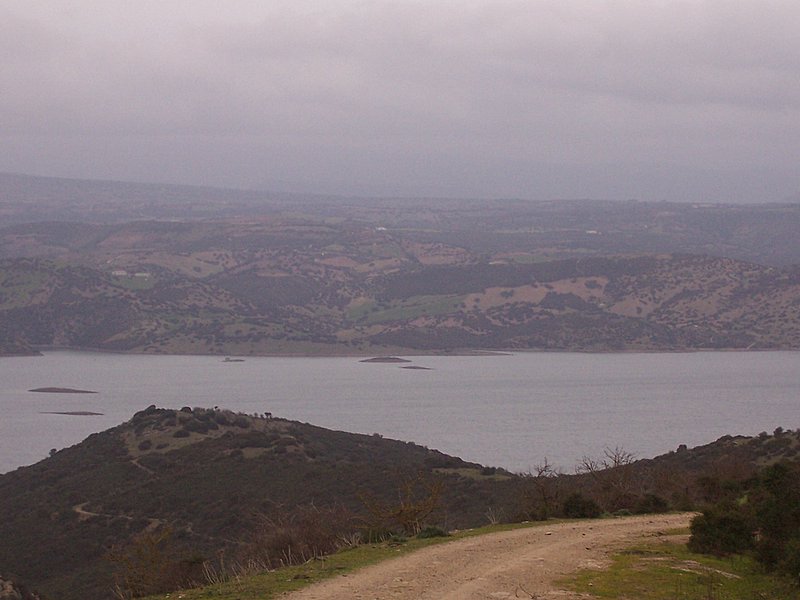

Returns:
1,406,797,599
3,174,800,356
1,251,799,356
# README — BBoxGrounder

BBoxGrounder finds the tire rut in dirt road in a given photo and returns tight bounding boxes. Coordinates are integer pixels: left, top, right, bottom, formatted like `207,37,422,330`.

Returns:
282,513,694,600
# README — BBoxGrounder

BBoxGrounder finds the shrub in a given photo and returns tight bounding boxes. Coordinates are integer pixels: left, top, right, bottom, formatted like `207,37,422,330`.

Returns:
778,538,800,585
233,416,251,429
107,528,206,598
358,473,444,535
633,493,669,514
416,526,448,539
240,505,356,568
182,419,208,434
688,504,755,556
562,493,602,519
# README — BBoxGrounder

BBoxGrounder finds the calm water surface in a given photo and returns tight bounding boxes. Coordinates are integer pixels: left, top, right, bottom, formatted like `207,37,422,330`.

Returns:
1,351,798,474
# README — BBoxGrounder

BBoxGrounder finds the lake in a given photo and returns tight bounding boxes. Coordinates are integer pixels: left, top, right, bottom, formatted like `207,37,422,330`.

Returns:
1,350,798,474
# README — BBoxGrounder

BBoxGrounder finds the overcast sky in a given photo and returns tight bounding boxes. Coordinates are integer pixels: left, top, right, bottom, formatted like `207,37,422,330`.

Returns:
2,1,799,202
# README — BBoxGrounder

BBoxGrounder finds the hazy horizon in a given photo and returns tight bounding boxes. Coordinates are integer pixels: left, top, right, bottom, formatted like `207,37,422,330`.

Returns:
3,2,799,203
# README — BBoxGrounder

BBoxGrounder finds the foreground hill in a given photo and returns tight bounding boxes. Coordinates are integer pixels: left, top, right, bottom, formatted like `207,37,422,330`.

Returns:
1,407,798,599
1,251,799,355
0,407,518,599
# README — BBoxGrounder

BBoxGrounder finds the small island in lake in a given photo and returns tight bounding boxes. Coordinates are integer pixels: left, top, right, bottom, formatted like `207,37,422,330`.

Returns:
29,387,97,394
359,356,412,363
401,365,433,370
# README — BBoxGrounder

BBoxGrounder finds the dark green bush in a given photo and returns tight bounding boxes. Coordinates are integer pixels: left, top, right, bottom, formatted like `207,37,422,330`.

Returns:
688,504,755,556
233,416,250,429
633,493,669,514
416,526,448,539
562,493,602,519
778,539,800,585
182,419,208,434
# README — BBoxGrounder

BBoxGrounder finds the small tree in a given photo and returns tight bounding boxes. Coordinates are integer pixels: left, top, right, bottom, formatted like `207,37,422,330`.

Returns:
576,446,638,511
520,458,562,520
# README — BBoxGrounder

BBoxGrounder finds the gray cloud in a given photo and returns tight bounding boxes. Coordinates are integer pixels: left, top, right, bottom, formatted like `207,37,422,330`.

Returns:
2,1,799,201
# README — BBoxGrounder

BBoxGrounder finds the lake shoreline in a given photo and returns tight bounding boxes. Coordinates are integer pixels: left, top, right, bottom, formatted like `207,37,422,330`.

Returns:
1,344,794,360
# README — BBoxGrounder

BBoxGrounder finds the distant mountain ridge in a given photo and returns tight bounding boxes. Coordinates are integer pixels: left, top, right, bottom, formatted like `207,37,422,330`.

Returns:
3,172,800,265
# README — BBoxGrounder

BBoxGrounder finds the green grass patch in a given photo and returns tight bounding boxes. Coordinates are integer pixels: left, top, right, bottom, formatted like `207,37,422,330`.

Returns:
503,253,557,264
346,294,465,324
564,538,798,600
114,275,157,290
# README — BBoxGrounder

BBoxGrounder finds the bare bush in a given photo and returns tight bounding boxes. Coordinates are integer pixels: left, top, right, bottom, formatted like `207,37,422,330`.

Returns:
240,504,356,568
359,472,444,536
106,527,205,599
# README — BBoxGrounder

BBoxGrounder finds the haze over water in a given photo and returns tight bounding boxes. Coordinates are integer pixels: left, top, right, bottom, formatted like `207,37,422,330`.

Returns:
1,351,798,474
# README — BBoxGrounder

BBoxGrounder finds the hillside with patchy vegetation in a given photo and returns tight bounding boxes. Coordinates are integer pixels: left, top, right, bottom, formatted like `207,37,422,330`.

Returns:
1,251,799,356
1,407,798,599
3,174,800,356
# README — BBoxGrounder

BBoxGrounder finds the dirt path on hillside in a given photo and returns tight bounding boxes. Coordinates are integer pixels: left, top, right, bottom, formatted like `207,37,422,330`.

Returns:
283,513,694,600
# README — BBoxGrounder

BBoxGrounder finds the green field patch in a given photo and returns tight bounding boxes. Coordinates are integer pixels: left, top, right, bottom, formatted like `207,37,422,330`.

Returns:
114,275,157,290
503,254,557,264
347,294,465,324
564,538,798,599
365,241,405,259
0,269,51,307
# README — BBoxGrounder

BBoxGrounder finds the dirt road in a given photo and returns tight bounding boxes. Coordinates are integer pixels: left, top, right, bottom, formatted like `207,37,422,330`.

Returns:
283,513,694,600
